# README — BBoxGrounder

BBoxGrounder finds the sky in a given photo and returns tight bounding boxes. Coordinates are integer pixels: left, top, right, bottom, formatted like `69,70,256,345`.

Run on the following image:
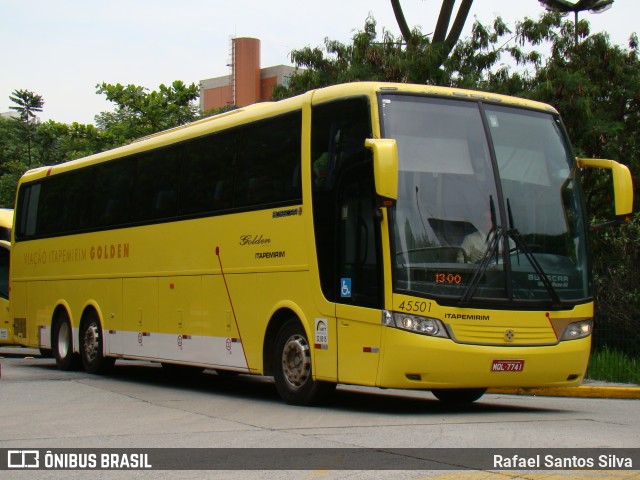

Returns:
1,0,638,125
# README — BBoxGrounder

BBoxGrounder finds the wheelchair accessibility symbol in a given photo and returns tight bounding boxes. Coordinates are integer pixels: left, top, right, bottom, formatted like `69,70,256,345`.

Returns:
340,278,352,298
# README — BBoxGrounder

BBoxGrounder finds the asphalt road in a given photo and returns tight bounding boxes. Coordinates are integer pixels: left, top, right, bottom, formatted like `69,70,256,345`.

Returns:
0,349,638,479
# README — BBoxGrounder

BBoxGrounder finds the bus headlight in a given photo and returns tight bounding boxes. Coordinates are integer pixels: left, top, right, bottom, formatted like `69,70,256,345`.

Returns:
560,319,593,341
384,311,449,338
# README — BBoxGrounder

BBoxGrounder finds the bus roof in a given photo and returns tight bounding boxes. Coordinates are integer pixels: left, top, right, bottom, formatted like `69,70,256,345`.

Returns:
19,82,558,183
310,82,558,114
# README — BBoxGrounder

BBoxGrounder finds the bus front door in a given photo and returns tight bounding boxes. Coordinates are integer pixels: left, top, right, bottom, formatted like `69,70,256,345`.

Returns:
336,169,383,386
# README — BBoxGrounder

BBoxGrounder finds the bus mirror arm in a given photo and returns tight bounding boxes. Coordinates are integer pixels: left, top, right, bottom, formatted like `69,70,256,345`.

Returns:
365,138,399,205
589,219,627,232
576,157,634,228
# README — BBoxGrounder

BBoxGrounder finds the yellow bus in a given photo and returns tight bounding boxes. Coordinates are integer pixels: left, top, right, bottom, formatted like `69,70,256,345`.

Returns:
9,82,633,404
0,208,12,344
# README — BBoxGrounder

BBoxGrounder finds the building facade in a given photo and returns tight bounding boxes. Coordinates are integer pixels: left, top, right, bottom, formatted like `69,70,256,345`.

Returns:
199,37,296,113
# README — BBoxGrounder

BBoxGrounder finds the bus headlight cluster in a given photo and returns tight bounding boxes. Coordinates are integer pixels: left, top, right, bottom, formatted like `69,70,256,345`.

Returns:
385,311,449,338
560,319,593,341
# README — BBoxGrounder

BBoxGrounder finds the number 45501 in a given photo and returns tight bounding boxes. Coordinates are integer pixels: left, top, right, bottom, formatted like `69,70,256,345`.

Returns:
397,300,431,313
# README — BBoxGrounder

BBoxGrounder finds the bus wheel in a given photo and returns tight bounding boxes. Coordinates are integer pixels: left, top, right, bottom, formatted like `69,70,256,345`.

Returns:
431,388,486,404
273,320,335,405
80,312,114,374
53,311,82,371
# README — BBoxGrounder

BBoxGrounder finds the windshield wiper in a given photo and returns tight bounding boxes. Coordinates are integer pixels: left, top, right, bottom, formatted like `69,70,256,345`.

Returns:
459,226,503,306
507,198,561,308
459,198,563,307
507,230,562,307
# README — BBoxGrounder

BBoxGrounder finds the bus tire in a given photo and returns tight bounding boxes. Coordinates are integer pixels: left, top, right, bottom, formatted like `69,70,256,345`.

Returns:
431,388,486,404
273,319,335,406
80,312,115,374
53,311,82,371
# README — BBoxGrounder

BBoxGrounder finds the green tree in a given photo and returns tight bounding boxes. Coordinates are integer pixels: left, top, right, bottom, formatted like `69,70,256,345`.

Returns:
0,116,25,207
0,117,115,208
95,80,199,144
1,80,200,208
273,9,528,100
272,16,449,98
0,158,26,209
8,89,44,167
391,0,473,66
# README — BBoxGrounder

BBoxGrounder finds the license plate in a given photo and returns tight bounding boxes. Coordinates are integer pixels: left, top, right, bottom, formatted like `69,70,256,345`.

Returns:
491,359,524,372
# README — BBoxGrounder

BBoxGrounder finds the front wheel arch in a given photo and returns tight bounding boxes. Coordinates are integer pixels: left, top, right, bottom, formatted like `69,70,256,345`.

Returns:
272,317,335,405
263,308,298,376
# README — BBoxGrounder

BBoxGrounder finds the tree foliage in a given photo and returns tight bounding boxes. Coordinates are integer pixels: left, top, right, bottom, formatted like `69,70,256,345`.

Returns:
391,0,473,68
95,80,199,143
8,89,44,167
273,16,449,98
8,89,43,122
1,81,199,208
0,116,115,207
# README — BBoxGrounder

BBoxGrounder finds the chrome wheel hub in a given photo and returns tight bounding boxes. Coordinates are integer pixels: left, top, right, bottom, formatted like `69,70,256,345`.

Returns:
281,334,310,389
83,323,100,362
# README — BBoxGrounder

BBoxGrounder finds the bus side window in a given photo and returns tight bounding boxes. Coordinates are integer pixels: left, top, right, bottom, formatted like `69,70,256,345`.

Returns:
179,131,238,215
235,111,302,209
92,159,134,228
311,96,378,305
132,149,182,221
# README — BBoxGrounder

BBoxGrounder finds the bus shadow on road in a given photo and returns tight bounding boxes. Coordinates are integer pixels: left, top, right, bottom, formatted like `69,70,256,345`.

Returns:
10,357,571,416
104,360,565,416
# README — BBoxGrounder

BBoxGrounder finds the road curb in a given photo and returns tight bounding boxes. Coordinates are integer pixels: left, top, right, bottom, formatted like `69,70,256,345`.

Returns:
488,386,640,399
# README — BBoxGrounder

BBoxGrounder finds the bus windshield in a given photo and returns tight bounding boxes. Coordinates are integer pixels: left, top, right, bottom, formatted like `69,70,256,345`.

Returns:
382,94,589,306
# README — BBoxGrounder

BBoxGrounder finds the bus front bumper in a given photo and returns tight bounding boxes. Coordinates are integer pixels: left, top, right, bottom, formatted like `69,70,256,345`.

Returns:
377,327,591,390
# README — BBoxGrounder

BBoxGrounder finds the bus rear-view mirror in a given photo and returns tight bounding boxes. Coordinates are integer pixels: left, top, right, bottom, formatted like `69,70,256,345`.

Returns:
366,138,398,204
577,157,634,230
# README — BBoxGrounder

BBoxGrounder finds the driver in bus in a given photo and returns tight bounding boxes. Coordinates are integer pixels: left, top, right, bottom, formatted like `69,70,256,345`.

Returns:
458,228,487,263
457,209,514,262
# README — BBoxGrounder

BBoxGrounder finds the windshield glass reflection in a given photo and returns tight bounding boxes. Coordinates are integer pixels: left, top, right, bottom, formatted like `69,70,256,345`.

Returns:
381,94,589,306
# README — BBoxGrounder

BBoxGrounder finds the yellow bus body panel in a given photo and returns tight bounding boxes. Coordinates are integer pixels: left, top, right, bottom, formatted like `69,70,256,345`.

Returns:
378,329,590,389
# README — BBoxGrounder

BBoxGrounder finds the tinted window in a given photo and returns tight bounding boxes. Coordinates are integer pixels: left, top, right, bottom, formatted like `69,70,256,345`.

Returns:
180,131,238,215
92,159,135,228
236,112,302,208
131,148,182,221
16,109,303,240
